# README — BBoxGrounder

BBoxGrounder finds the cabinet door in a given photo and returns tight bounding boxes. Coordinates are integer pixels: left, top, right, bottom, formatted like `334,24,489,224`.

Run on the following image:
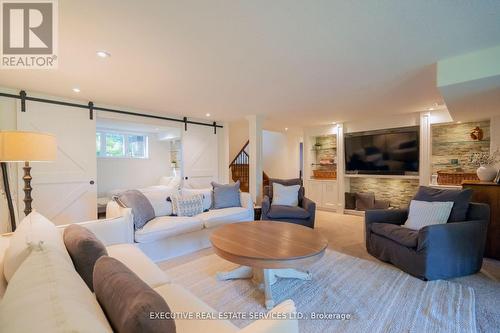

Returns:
307,181,323,207
322,182,338,210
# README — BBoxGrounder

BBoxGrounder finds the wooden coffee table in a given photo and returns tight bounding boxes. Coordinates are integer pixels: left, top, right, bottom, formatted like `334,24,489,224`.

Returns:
210,221,328,309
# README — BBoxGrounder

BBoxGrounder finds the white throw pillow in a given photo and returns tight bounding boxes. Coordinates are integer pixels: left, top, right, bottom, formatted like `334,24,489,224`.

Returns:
170,194,204,217
403,200,454,230
182,188,212,211
3,211,71,282
0,245,112,333
271,183,300,207
140,188,175,217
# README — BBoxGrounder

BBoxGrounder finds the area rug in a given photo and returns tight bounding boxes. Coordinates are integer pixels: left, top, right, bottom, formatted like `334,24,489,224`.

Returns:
164,250,477,333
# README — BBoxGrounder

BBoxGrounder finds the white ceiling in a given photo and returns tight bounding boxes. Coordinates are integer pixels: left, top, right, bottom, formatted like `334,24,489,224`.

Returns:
1,1,500,129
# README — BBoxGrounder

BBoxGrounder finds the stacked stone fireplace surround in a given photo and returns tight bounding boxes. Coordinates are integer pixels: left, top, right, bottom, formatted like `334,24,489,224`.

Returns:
349,178,420,209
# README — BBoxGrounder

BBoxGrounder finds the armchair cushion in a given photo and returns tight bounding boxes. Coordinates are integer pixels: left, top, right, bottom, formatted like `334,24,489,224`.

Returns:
413,186,472,222
267,205,311,219
371,223,419,248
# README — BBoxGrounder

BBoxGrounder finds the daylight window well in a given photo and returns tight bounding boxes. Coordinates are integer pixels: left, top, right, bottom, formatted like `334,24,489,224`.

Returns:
96,131,148,159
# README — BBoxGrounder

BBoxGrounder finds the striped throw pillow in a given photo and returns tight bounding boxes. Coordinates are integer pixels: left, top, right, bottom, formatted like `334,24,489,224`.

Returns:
170,194,204,217
403,200,454,230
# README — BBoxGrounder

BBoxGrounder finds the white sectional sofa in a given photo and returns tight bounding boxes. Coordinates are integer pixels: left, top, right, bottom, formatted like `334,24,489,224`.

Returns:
106,187,255,262
0,213,298,333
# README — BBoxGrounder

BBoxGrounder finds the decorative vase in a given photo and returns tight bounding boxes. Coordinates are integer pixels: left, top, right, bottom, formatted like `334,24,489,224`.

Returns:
476,165,498,182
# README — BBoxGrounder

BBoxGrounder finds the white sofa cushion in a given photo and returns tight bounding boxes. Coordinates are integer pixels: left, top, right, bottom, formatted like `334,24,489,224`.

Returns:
106,243,170,288
3,211,71,282
198,207,252,229
135,216,204,243
0,245,112,333
154,283,238,333
140,188,175,216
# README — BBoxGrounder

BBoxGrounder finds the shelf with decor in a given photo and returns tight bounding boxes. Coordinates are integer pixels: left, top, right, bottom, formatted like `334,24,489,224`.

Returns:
310,134,337,180
431,120,491,185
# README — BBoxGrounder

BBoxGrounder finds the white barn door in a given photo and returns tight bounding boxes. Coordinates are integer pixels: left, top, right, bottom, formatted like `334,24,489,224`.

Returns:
17,101,97,224
182,125,218,188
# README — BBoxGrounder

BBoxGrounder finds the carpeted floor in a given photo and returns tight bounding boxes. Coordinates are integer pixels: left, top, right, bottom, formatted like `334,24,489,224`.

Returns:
158,210,500,332
165,250,476,332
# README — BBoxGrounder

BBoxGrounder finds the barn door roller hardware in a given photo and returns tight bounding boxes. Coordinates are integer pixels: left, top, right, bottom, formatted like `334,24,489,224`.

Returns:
0,91,222,133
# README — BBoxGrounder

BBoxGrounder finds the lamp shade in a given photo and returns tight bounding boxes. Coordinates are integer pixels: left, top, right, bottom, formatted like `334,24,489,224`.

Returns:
0,131,56,162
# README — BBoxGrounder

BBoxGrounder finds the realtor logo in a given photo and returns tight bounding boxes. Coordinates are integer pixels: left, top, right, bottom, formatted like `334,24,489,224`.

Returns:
1,0,58,68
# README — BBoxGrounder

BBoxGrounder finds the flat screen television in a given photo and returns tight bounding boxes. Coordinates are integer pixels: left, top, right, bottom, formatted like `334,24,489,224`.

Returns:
345,126,419,175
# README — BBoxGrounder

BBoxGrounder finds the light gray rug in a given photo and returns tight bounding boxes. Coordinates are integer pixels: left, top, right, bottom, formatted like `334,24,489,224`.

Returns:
164,250,476,333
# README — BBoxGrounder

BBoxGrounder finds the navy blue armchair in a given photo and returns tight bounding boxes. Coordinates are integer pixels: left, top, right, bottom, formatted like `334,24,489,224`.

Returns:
261,178,316,228
365,202,489,280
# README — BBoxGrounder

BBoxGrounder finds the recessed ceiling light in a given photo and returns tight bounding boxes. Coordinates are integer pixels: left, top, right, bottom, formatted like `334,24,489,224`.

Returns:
72,88,80,93
285,127,288,131
96,51,111,58
331,122,337,125
456,121,462,124
205,113,211,117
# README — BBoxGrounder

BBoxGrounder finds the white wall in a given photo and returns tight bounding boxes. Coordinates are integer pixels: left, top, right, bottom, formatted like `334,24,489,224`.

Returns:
263,130,302,179
97,133,172,196
229,120,249,161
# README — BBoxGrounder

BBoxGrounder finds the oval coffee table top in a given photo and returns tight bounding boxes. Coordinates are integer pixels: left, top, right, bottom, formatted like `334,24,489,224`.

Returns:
210,221,328,269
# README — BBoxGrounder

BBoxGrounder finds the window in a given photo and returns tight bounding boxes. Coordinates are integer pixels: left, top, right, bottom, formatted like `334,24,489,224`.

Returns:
96,131,148,158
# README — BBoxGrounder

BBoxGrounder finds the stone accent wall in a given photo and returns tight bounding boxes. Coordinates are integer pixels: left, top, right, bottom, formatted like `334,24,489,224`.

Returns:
432,121,490,173
349,178,419,208
313,135,336,170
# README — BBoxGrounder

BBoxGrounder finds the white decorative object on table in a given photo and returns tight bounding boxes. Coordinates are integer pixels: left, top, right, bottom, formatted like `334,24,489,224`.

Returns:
476,165,498,182
469,150,500,182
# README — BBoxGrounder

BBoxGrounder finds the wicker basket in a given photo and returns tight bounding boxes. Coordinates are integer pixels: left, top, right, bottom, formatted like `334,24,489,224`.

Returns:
437,171,479,185
313,169,337,179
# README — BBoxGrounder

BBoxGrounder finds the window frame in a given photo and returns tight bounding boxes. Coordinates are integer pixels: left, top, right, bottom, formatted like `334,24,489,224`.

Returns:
96,129,149,159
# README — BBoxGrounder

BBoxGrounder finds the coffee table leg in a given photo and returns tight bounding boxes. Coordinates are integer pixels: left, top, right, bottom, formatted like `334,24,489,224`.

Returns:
216,265,253,281
272,268,312,281
263,269,275,310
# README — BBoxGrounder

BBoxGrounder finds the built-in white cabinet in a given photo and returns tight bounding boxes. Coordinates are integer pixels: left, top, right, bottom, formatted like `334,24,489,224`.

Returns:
307,179,338,211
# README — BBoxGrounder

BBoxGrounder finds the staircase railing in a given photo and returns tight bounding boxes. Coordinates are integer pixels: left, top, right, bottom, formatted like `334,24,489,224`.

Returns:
229,140,270,193
230,140,249,167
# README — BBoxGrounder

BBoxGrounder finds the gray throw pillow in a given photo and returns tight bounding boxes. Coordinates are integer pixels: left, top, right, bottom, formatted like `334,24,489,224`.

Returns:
115,190,155,230
211,181,241,209
413,186,472,222
63,224,108,291
355,192,375,211
93,256,176,333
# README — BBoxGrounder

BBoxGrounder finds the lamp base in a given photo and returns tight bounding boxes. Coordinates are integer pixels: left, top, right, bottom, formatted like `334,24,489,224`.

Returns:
23,161,33,216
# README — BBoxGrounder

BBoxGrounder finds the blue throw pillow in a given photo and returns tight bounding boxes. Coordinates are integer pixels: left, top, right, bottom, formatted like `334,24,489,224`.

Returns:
413,186,472,222
211,181,241,209
115,190,155,230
